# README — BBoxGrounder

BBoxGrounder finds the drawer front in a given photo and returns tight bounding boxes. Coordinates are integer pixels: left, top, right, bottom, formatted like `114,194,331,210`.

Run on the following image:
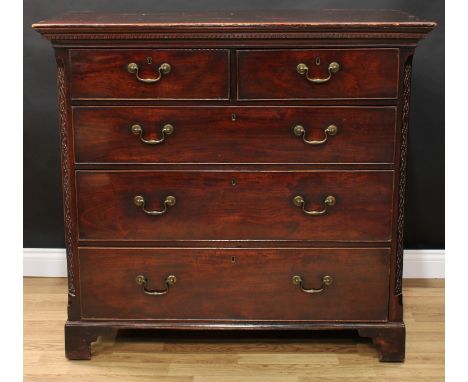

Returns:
69,49,229,99
76,171,393,242
79,247,390,321
74,106,396,164
237,49,398,99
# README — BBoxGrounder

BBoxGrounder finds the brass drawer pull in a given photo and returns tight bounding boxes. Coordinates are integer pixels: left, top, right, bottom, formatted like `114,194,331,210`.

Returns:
127,62,171,83
135,274,176,296
292,275,333,294
293,195,336,216
293,124,338,145
296,62,340,84
133,195,176,216
131,123,174,145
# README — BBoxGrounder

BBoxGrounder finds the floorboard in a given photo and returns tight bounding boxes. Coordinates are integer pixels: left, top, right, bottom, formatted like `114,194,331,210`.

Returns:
23,278,444,382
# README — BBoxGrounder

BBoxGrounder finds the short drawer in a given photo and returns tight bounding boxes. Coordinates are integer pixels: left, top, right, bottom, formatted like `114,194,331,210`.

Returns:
76,170,393,242
237,49,398,99
73,106,396,164
79,247,390,321
69,49,230,99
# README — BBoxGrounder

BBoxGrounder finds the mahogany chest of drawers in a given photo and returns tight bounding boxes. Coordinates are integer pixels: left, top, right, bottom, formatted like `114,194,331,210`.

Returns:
33,10,435,362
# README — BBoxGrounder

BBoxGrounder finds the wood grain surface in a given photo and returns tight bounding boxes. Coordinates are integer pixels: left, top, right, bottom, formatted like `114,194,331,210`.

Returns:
70,49,230,100
73,106,396,164
32,10,437,38
79,247,390,321
76,170,394,242
237,49,398,100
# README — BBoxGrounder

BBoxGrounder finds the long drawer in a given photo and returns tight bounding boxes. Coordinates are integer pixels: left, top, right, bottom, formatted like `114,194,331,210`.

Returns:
79,247,390,321
76,170,393,242
69,49,230,99
237,49,399,99
73,106,396,164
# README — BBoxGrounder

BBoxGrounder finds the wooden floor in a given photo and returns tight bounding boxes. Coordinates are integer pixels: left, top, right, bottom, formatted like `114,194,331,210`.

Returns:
24,278,444,382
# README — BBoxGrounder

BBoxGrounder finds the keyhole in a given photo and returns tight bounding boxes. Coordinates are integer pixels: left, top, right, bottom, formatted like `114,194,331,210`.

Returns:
315,57,321,66
146,57,152,64
231,256,237,264
231,113,237,122
231,178,237,186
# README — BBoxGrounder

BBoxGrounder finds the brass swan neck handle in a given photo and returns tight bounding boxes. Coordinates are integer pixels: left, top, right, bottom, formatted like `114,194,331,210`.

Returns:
293,195,336,216
133,195,176,216
296,61,340,84
135,274,176,296
127,62,171,83
131,123,174,145
293,124,338,145
292,275,333,294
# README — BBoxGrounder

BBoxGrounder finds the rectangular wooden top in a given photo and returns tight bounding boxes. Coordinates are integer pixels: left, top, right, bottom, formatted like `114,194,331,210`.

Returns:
32,10,436,41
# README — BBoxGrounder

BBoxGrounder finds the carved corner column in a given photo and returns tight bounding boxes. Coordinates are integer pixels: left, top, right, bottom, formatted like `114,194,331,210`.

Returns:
389,49,415,322
395,57,413,295
55,48,80,321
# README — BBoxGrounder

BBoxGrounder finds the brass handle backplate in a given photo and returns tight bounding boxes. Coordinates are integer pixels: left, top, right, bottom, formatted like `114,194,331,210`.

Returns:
135,274,176,295
127,62,171,83
293,124,338,145
293,195,336,216
134,195,176,216
131,123,174,145
292,275,333,294
296,62,340,84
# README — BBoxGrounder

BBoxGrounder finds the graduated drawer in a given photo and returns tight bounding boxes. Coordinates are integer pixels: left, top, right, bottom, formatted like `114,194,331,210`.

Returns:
73,106,396,164
79,247,390,321
76,170,393,242
237,49,398,100
69,49,230,99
